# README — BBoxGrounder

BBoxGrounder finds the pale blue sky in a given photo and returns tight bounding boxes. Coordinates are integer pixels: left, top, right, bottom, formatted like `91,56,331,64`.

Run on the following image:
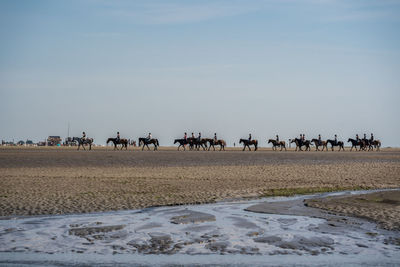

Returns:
1,0,399,146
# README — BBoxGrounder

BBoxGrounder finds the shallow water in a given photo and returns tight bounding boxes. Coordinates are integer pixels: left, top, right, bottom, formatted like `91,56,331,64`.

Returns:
0,190,399,266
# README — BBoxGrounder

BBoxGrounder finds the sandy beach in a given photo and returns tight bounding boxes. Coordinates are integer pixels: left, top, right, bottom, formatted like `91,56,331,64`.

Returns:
0,147,399,217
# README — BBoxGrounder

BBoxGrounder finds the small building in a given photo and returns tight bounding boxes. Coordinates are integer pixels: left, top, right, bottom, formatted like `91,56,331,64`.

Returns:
47,136,62,146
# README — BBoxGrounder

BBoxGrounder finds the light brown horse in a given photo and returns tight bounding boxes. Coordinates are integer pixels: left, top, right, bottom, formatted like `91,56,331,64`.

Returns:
311,139,327,151
268,139,286,151
207,139,227,151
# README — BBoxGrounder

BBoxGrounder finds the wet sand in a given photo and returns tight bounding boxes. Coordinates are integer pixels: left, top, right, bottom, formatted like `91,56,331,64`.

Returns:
0,147,399,217
304,190,400,231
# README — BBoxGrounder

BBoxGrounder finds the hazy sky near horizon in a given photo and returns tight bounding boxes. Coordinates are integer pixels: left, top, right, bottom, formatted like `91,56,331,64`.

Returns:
1,0,399,146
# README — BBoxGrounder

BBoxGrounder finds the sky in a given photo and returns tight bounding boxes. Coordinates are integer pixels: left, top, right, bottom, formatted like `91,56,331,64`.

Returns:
1,0,399,146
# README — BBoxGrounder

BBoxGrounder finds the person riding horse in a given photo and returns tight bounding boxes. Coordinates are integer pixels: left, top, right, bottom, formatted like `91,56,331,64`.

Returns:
198,132,201,142
249,134,252,141
184,132,187,141
334,134,338,146
370,133,374,142
276,135,279,142
82,132,86,142
147,133,152,142
318,134,322,146
214,133,217,143
116,132,120,143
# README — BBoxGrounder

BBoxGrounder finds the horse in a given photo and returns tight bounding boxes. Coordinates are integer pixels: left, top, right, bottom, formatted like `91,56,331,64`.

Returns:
347,138,364,151
326,139,344,151
311,139,327,151
107,138,128,150
239,139,258,151
138,138,159,151
291,138,311,151
174,139,189,151
207,138,227,151
74,137,94,151
369,140,381,151
187,137,207,151
268,139,286,151
373,140,381,151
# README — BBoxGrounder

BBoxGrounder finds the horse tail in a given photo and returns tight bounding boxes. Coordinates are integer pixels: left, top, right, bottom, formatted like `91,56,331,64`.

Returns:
156,139,159,146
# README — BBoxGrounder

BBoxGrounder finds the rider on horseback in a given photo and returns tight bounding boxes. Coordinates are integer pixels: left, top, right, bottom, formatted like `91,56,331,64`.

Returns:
147,133,152,142
334,134,338,146
214,133,217,143
184,132,187,141
116,132,120,143
82,132,86,142
356,134,359,141
191,132,195,139
198,132,201,142
363,133,367,143
249,134,252,141
276,135,279,142
318,134,322,146
370,133,374,142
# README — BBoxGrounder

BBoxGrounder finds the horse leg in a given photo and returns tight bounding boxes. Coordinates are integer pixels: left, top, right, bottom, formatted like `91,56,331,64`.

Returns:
147,144,150,151
82,144,86,151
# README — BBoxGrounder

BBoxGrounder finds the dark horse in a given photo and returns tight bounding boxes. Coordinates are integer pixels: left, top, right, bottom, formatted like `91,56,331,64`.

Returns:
239,139,258,151
370,140,381,151
187,137,207,151
347,138,365,151
326,139,344,151
138,138,159,151
268,139,286,151
206,138,227,151
74,137,94,151
107,138,128,150
174,139,189,151
311,139,327,151
291,138,311,151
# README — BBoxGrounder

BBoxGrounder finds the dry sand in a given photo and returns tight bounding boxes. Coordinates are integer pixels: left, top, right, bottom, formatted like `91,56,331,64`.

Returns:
0,147,399,217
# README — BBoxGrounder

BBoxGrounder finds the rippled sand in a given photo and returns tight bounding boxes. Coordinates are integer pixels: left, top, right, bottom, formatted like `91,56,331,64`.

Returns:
0,147,399,216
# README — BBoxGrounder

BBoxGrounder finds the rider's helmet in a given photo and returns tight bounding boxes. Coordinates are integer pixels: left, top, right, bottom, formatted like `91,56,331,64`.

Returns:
117,132,120,134
83,132,85,134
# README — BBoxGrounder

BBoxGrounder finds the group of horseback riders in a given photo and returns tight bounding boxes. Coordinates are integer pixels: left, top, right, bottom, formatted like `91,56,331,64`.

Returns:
77,131,381,152
348,133,380,151
176,132,226,151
